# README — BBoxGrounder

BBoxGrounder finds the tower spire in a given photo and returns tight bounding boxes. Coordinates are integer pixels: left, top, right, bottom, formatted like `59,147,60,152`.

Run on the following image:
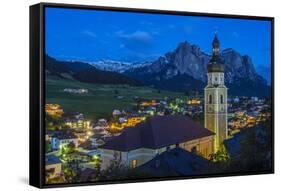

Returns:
212,33,220,55
208,33,224,72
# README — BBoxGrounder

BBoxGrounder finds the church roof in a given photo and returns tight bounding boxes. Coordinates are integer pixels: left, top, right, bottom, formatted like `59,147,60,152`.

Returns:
136,147,209,176
207,61,224,72
102,115,214,151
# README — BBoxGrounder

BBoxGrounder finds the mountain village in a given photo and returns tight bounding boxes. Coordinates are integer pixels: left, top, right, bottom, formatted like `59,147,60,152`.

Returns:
45,35,272,184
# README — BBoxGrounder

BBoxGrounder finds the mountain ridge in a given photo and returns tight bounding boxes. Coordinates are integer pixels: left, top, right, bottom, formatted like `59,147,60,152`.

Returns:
124,41,270,97
45,55,143,86
45,39,270,97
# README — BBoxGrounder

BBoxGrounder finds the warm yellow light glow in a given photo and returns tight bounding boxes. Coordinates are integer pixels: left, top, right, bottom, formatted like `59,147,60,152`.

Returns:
187,99,201,105
87,131,92,136
132,159,137,168
45,104,64,117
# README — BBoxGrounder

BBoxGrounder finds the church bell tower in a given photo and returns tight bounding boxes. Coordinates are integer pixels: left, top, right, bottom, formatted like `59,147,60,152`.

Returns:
204,34,228,152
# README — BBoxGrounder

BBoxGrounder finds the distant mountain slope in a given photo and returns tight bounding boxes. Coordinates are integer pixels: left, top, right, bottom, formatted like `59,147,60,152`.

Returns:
89,60,152,73
125,41,270,97
45,55,93,75
45,55,143,86
73,68,142,85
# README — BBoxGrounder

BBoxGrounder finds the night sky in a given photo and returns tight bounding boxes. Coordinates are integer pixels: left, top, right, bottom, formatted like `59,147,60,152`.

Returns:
45,7,272,83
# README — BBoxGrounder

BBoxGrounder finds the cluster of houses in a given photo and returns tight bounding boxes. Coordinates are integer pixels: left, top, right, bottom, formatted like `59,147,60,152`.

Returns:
45,104,64,118
63,112,91,130
227,97,271,132
136,98,203,118
44,98,216,183
45,95,271,183
63,88,88,94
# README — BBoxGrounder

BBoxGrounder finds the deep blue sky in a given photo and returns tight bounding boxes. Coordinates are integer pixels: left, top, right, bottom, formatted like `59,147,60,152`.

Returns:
45,7,272,83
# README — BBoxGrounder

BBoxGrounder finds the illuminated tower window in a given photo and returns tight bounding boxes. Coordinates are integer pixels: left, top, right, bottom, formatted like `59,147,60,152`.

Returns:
132,159,137,168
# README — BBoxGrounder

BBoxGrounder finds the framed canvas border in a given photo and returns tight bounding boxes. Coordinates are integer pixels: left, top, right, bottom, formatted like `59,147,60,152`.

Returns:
29,2,275,188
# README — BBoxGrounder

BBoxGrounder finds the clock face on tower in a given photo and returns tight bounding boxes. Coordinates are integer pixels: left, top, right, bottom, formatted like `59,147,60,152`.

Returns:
220,106,225,112
207,105,214,113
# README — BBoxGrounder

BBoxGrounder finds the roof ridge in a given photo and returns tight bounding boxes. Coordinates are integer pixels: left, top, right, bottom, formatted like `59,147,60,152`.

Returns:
102,115,214,151
140,119,155,149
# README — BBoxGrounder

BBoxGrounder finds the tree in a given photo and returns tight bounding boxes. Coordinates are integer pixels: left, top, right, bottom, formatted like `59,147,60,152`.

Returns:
68,142,76,153
91,155,102,181
45,141,52,153
46,114,64,130
210,146,229,162
206,121,272,174
99,151,128,180
63,159,81,183
235,121,272,171
61,142,76,156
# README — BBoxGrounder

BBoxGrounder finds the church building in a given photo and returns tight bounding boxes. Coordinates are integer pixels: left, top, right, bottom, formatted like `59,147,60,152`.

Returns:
204,34,228,152
100,115,214,170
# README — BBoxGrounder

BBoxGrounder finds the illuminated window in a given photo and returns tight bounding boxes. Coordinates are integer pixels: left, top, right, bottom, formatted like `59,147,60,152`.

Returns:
132,160,137,168
204,148,208,158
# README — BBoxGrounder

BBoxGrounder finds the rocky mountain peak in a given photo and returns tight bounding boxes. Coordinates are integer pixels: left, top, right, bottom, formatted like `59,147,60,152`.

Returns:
125,40,269,96
221,49,260,82
175,41,202,56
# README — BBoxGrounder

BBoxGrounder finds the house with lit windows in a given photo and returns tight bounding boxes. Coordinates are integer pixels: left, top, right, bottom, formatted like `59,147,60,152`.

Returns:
45,155,62,179
51,130,79,150
63,112,91,129
45,104,64,117
100,115,214,170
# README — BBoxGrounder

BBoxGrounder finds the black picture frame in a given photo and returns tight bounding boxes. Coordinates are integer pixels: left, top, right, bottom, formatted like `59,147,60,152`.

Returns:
30,2,274,189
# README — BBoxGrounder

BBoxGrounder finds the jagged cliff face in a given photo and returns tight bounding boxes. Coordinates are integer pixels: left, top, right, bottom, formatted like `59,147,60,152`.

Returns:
125,41,269,96
222,49,265,84
165,42,209,81
133,42,209,82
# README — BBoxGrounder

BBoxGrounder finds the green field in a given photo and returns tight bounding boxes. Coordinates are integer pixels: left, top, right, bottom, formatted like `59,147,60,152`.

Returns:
46,76,187,120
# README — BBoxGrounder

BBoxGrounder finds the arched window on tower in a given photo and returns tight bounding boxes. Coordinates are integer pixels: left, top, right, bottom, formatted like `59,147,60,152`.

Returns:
209,94,212,104
220,94,223,104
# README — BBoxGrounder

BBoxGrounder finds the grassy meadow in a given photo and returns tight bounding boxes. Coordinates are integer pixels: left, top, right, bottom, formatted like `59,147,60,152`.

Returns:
46,76,187,119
